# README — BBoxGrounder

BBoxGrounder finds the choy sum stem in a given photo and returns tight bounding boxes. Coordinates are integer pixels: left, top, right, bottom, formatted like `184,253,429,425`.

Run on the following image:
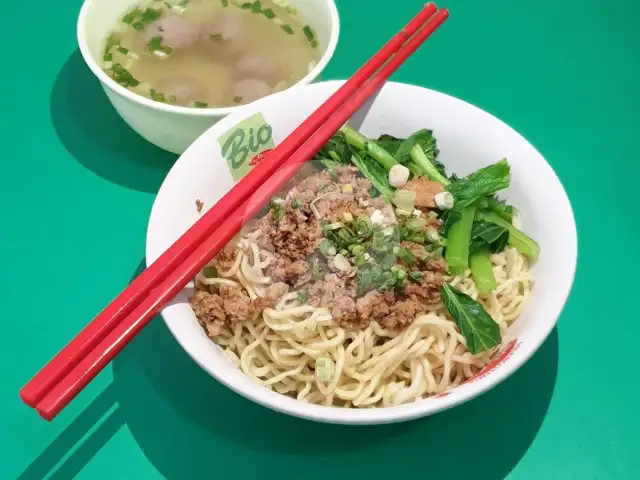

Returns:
445,205,476,274
409,144,450,186
469,247,497,295
340,124,398,171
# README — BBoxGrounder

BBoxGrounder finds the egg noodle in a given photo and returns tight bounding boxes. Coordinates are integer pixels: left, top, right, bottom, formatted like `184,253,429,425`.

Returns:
196,231,534,407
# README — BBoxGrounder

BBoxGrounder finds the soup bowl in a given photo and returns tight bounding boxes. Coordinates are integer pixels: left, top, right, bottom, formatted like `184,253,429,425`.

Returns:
146,81,577,424
77,0,340,154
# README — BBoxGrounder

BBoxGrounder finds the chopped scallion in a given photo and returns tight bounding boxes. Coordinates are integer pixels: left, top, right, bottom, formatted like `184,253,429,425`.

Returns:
302,25,317,47
203,266,218,278
319,239,337,257
393,246,415,265
122,8,142,25
392,189,416,215
315,357,334,382
405,216,427,232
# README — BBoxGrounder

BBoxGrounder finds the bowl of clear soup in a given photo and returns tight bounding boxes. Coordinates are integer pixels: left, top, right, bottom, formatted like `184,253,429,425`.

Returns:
77,0,340,154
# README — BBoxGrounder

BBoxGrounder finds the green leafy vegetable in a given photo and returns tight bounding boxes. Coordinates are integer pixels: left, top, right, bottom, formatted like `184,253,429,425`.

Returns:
477,210,540,261
375,134,404,156
441,284,501,354
341,124,398,171
351,152,393,200
441,209,461,237
395,129,446,183
448,159,511,207
469,247,497,295
444,205,476,274
486,197,515,222
316,132,352,164
469,220,509,254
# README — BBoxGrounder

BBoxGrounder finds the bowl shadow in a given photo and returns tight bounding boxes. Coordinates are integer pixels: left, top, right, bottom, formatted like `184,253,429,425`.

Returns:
49,50,177,193
15,258,558,480
108,261,559,480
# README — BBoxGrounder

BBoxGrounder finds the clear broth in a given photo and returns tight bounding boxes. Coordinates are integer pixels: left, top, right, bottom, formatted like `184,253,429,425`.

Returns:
102,0,321,108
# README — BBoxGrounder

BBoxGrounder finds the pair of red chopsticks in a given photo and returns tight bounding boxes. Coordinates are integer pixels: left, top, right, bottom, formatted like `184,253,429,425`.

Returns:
21,3,449,420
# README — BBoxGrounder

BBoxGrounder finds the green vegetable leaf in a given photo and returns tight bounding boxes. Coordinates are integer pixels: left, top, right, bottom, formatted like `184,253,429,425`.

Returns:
375,134,404,156
316,132,352,164
441,208,461,237
394,129,444,176
469,220,509,254
477,210,540,261
351,152,393,200
441,284,501,354
448,159,511,207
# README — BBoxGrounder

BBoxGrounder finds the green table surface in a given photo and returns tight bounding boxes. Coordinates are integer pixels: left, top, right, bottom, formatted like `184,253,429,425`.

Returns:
2,0,639,478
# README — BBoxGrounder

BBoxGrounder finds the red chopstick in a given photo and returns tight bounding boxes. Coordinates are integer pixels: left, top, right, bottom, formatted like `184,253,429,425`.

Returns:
33,7,450,421
20,3,440,410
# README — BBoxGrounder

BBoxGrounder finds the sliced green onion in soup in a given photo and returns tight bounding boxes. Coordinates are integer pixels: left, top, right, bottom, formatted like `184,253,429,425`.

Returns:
281,24,294,34
302,25,317,47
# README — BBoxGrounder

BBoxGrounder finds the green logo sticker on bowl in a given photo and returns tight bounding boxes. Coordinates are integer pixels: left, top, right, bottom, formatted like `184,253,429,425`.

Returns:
217,112,275,181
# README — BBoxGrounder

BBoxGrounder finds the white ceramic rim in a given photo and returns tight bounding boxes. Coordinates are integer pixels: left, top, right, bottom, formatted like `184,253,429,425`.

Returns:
76,0,341,117
146,81,577,424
